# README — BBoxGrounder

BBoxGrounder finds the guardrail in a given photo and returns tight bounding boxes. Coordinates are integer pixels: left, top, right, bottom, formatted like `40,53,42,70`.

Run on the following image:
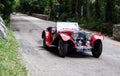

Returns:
0,16,8,41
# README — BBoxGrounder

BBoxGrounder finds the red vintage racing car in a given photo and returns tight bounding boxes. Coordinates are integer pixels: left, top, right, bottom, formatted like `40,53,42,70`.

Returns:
42,22,104,58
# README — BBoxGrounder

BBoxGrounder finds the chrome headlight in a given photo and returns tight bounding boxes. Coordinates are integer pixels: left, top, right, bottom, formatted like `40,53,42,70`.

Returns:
72,32,79,40
86,32,92,40
86,41,90,46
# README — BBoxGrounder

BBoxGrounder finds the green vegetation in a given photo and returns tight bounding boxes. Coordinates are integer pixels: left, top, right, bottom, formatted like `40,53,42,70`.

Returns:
0,0,120,36
0,29,27,76
0,1,27,75
0,0,14,24
0,0,119,75
15,0,120,36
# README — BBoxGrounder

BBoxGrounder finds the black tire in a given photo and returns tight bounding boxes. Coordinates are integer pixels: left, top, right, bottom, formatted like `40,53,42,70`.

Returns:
43,34,48,48
92,41,102,58
58,39,68,57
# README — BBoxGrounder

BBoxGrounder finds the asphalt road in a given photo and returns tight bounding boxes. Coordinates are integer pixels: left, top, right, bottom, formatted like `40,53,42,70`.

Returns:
10,14,120,76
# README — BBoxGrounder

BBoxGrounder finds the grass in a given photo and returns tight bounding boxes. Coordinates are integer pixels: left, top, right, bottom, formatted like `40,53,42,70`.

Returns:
0,29,27,76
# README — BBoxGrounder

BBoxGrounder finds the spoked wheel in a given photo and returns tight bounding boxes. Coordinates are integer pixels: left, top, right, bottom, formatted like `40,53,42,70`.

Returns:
43,35,48,48
58,39,68,57
92,41,102,58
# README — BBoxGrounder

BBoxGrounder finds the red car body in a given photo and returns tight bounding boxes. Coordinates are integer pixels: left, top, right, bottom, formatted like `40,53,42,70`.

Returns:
42,22,104,58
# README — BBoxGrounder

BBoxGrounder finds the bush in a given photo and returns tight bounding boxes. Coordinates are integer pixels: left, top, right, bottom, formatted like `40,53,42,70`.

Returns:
59,13,68,21
100,23,113,36
82,19,113,36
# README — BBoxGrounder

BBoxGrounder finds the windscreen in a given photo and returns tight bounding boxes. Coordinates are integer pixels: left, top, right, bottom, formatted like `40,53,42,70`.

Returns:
57,22,79,31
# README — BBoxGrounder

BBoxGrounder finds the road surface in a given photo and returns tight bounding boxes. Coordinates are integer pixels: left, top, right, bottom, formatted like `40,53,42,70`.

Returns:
10,14,120,76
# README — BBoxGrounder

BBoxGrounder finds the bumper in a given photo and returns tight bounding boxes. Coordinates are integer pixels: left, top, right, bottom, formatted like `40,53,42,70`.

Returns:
75,46,92,52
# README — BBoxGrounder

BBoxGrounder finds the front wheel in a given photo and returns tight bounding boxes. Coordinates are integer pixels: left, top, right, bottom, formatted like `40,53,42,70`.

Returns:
91,41,102,58
58,39,68,57
43,34,48,48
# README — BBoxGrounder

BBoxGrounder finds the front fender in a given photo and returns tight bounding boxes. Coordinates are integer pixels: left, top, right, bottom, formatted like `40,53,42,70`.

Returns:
91,34,104,45
42,30,51,45
59,33,73,41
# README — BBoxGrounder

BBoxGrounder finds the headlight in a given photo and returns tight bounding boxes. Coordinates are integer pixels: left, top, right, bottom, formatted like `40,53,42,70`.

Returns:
86,32,92,40
86,41,90,46
72,32,79,40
